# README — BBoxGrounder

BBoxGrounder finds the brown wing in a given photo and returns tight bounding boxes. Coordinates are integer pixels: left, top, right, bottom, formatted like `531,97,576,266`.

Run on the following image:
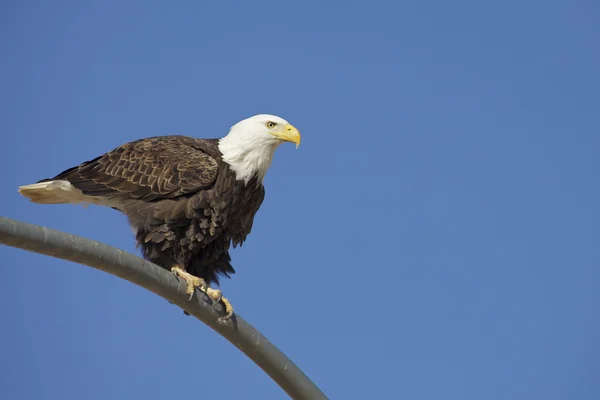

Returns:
54,136,219,202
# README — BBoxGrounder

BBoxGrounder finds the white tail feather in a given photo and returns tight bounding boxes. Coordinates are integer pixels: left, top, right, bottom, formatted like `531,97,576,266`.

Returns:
19,180,97,205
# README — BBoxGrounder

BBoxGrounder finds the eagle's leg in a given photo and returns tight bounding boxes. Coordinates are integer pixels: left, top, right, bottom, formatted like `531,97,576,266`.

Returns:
170,265,234,322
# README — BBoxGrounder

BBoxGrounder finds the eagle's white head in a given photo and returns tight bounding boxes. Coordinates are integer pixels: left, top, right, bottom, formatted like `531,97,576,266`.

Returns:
218,114,301,184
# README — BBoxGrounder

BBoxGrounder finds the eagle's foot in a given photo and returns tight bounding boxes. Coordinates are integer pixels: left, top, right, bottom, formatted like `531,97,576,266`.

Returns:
170,265,207,302
170,266,234,322
209,289,233,322
204,288,234,323
217,295,234,323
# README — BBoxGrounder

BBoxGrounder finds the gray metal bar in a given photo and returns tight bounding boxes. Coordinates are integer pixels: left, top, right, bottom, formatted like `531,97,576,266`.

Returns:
0,216,327,400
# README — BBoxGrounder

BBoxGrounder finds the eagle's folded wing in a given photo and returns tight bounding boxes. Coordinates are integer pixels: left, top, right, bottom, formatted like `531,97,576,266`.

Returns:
54,136,219,202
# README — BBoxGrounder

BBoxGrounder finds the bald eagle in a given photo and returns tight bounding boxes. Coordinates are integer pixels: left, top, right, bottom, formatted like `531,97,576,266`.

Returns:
18,114,301,321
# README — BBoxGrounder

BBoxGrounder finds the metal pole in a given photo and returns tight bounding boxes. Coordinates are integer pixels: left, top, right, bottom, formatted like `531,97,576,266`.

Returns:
0,216,327,400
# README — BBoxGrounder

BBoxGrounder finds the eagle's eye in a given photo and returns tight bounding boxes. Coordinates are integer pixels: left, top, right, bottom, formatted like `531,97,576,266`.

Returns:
266,121,277,129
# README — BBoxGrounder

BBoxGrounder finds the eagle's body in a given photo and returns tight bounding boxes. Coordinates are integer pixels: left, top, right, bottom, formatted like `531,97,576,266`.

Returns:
19,114,301,320
48,136,265,285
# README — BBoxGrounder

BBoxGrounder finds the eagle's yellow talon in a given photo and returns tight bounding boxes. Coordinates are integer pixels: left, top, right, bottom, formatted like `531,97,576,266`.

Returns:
186,288,194,302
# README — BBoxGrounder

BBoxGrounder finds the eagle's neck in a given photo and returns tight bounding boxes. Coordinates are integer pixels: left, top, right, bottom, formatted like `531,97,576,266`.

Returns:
218,135,279,185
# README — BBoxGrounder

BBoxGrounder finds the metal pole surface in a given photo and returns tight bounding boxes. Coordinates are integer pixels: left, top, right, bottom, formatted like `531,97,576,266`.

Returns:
0,216,327,400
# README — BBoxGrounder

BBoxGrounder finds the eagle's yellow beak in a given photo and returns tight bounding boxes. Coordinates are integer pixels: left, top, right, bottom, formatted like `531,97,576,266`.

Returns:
273,124,301,149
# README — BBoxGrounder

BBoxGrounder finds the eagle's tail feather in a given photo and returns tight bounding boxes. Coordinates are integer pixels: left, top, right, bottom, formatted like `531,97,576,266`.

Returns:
18,180,89,205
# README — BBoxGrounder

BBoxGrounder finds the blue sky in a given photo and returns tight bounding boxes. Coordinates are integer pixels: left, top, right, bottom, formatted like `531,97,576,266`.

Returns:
1,0,598,398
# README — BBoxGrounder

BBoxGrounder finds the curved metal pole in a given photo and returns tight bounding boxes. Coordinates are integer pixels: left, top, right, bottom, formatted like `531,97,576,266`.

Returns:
0,216,327,400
